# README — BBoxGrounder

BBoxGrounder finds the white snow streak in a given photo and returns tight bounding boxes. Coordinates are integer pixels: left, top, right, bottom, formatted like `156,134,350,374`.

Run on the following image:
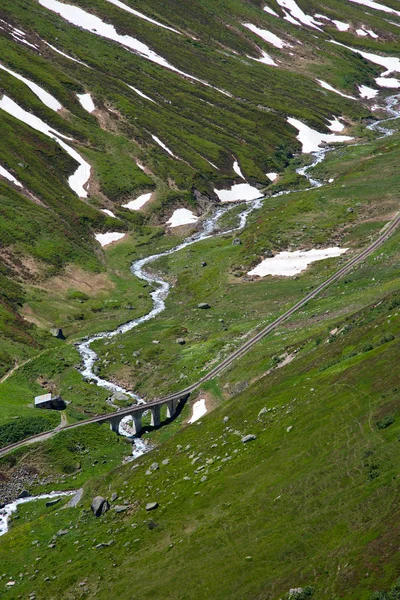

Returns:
0,95,90,197
243,23,289,48
0,63,62,111
122,192,152,211
317,79,356,99
0,165,22,187
127,84,156,103
106,0,181,34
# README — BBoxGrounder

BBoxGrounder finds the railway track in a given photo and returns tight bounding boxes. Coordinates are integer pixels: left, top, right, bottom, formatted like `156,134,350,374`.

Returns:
1,211,399,459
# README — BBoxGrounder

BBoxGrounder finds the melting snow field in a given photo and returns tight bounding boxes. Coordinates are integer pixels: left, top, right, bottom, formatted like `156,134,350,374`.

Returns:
249,247,348,277
122,192,152,211
77,92,95,112
38,0,226,97
214,183,263,202
359,84,378,99
0,165,22,187
243,23,289,48
166,208,199,227
287,117,353,153
0,63,62,111
95,232,126,246
188,399,207,424
266,172,278,181
0,95,91,197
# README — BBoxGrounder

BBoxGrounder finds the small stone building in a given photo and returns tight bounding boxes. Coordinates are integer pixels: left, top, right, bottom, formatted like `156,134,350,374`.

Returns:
34,393,66,410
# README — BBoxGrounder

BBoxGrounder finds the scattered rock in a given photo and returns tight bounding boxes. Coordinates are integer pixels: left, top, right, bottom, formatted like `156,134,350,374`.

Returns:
347,207,354,213
241,434,257,444
161,458,170,466
95,540,114,549
50,327,65,340
114,505,129,513
91,496,110,517
258,407,267,419
197,303,210,309
111,492,118,502
132,350,141,358
56,529,69,537
176,338,186,345
112,392,130,402
150,462,159,471
201,261,207,267
18,490,30,499
286,426,293,433
232,238,242,246
145,502,159,511
223,416,229,423
264,249,274,258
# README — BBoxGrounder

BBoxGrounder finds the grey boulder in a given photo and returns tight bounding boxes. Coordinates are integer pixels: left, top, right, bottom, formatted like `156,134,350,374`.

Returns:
91,496,110,517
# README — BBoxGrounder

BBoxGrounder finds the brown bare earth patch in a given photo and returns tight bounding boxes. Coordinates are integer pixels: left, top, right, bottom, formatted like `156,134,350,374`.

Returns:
38,264,114,296
0,247,44,281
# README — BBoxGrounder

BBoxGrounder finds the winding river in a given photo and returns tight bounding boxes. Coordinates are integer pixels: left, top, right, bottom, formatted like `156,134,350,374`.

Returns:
77,94,399,453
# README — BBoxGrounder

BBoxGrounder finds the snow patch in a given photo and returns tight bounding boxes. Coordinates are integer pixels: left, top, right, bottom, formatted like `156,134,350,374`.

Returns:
332,19,350,31
166,208,199,227
356,28,368,36
214,183,263,202
77,92,95,112
0,165,22,187
188,399,207,424
276,0,323,29
248,49,277,66
122,192,152,211
358,84,378,98
376,76,400,88
243,23,289,48
266,172,278,181
233,160,245,179
0,95,90,197
249,247,348,277
263,5,279,17
0,63,62,111
95,232,126,246
287,116,353,153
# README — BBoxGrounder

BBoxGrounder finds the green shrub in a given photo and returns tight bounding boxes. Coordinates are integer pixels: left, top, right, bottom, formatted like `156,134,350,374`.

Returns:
0,416,53,448
377,416,395,430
